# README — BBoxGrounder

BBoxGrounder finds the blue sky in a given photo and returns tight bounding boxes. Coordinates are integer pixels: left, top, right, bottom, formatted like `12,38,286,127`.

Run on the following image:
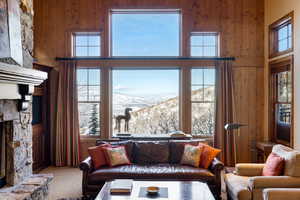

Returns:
112,13,180,56
113,69,179,97
112,68,215,98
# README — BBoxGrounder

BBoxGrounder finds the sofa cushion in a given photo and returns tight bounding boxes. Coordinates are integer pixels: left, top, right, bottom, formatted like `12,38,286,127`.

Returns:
169,140,203,164
262,152,284,176
103,146,131,167
263,188,300,200
96,140,134,162
88,164,215,185
180,144,203,167
224,173,251,200
133,142,169,164
88,144,111,169
272,144,300,177
198,143,221,169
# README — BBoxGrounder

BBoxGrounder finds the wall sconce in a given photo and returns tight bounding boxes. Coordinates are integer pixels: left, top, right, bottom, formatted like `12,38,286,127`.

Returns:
18,84,33,111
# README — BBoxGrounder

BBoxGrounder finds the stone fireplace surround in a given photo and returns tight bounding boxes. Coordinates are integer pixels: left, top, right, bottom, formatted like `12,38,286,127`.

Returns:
0,65,52,199
0,64,50,200
0,100,33,186
0,0,53,198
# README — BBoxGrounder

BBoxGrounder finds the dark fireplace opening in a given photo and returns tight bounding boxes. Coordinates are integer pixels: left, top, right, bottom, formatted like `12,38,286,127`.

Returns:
0,122,6,188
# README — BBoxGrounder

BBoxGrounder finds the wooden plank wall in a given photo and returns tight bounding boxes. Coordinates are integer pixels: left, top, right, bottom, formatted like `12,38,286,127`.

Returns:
33,0,265,162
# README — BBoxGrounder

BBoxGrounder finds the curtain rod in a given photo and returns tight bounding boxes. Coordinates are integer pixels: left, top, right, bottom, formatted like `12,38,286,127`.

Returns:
55,57,235,61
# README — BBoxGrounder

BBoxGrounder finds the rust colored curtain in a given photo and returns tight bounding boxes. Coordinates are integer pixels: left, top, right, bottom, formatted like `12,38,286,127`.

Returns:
214,60,236,167
55,61,80,166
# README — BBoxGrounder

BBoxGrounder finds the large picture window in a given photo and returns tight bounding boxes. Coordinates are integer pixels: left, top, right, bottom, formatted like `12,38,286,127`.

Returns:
112,69,179,136
72,10,221,139
77,68,101,135
111,10,181,56
191,68,216,136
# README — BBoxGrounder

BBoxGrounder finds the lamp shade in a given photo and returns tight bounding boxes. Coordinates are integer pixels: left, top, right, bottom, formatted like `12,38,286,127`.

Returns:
224,123,247,131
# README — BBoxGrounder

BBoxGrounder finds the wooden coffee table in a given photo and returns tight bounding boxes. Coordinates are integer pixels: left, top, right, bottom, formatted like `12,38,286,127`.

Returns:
95,180,215,200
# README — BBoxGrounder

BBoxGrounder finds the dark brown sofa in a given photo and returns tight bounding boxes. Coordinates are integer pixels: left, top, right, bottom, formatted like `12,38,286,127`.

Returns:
79,139,224,199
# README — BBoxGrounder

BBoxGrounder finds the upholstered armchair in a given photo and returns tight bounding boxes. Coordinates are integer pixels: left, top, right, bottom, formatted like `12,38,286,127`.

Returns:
224,144,300,200
263,188,300,200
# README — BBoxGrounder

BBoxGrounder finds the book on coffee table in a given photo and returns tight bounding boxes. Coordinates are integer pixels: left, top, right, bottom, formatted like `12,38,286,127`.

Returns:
110,179,133,194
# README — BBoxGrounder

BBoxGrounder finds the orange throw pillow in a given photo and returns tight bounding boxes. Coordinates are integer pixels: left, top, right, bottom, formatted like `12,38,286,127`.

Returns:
103,146,131,167
88,144,111,169
198,143,221,169
262,152,285,176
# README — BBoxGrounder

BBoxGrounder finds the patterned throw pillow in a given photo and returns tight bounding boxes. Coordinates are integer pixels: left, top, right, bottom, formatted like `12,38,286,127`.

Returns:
88,144,111,169
180,144,203,167
262,152,285,176
103,146,131,167
198,143,221,169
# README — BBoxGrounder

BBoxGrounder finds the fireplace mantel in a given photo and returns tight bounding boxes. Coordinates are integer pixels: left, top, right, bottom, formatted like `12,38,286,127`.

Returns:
0,62,47,105
0,62,47,85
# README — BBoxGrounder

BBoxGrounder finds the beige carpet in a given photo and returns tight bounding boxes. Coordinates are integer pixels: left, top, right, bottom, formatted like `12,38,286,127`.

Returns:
39,166,227,200
39,166,82,200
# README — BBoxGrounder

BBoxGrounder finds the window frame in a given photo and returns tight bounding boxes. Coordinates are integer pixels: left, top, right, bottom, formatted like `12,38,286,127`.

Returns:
72,32,102,57
75,60,218,139
77,66,102,138
269,55,294,147
109,9,182,57
189,32,220,57
71,13,221,139
269,12,294,58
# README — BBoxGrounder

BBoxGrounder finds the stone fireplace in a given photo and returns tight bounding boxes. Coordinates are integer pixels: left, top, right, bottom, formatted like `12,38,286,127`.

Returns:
0,100,33,187
0,0,53,199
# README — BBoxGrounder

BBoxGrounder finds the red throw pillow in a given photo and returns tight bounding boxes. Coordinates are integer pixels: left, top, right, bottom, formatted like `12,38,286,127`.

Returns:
262,152,285,176
198,143,221,169
103,146,131,167
88,144,111,169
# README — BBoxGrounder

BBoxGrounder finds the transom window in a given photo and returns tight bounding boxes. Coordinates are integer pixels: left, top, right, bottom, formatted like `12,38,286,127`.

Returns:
191,68,216,136
269,12,293,58
77,68,101,135
190,33,219,57
111,10,181,56
278,23,292,52
73,33,101,57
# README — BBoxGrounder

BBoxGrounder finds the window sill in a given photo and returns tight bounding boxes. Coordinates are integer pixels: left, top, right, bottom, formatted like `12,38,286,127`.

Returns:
110,134,213,141
269,48,293,59
80,135,100,141
111,135,191,140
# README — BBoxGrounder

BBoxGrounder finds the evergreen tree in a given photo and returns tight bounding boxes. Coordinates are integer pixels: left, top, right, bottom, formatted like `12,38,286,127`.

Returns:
88,104,99,135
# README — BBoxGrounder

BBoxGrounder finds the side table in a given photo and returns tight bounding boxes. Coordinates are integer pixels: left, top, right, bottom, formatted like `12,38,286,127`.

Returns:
256,141,276,163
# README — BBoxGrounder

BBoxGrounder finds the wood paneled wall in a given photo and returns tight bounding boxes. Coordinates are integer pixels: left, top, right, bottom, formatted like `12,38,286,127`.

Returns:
34,0,265,162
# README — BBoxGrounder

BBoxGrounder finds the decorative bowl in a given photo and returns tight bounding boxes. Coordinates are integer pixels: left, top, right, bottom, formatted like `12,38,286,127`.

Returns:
147,186,159,195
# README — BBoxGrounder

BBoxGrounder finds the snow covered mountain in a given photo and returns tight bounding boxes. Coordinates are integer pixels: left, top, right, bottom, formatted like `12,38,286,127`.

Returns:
112,86,215,135
79,86,215,136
